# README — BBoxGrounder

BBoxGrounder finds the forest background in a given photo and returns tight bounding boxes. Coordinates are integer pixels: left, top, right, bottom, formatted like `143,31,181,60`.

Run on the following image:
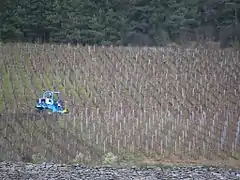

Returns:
0,0,240,48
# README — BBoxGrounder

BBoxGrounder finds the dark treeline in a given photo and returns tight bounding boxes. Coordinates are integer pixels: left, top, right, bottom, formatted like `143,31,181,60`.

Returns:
0,0,240,48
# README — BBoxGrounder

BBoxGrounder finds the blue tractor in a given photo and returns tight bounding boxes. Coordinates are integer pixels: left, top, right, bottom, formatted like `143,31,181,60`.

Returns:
35,90,69,114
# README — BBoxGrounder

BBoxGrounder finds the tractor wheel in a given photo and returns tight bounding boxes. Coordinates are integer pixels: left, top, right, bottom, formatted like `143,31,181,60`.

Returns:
35,108,42,113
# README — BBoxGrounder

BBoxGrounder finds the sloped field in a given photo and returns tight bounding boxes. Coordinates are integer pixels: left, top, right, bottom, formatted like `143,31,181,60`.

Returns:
0,43,239,167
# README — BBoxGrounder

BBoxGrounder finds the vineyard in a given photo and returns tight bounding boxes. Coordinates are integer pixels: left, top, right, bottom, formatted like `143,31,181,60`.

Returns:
0,43,239,167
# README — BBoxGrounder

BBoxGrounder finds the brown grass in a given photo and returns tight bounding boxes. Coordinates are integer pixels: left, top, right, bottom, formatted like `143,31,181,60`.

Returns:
0,42,239,167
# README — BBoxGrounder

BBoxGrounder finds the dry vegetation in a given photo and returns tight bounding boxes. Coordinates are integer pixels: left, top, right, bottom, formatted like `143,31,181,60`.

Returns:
0,42,239,167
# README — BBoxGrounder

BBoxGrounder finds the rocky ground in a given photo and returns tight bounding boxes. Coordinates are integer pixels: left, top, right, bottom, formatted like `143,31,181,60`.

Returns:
0,161,240,180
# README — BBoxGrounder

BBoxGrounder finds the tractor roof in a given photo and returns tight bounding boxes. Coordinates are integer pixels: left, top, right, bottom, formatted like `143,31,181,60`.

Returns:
42,90,62,99
44,90,60,93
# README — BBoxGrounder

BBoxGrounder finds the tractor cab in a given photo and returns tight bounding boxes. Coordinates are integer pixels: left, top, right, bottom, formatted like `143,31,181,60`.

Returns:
42,91,54,99
42,90,61,100
38,90,58,105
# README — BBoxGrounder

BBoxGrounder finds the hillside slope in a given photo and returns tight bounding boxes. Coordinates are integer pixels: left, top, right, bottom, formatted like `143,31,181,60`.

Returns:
0,43,239,167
